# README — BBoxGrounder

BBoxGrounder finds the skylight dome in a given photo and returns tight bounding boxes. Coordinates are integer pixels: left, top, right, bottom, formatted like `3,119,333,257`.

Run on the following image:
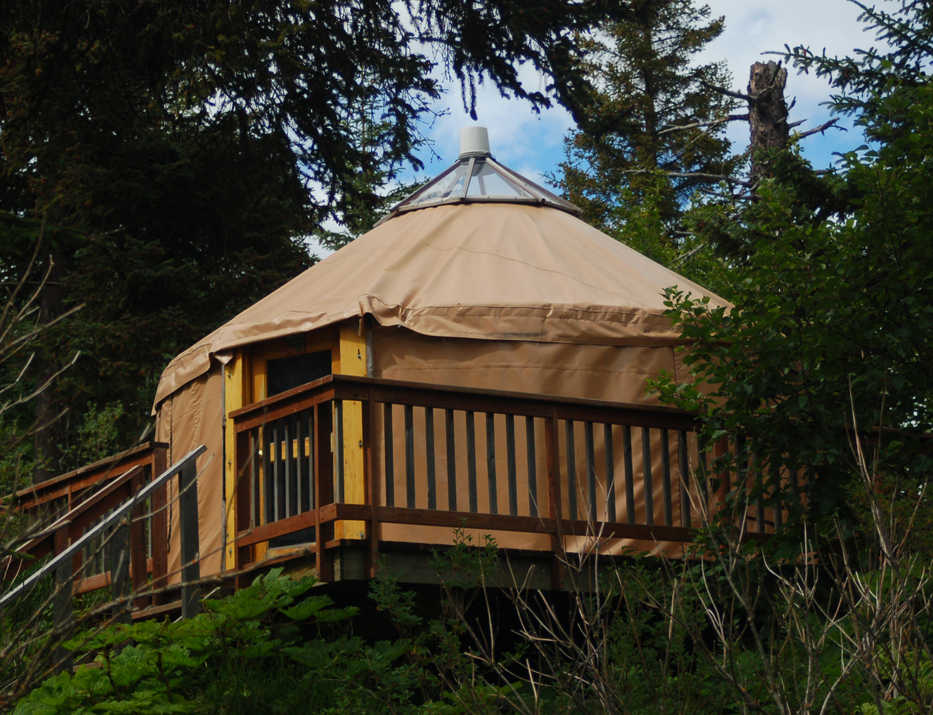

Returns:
376,126,581,225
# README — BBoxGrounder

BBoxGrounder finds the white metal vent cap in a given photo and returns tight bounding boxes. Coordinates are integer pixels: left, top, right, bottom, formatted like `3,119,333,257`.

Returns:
459,126,490,158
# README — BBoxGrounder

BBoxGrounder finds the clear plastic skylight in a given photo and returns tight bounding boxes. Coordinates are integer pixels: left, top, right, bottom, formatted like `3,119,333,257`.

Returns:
466,160,533,199
376,133,581,226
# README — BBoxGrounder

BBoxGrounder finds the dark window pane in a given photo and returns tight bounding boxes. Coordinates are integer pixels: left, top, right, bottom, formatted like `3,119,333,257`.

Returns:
267,351,331,396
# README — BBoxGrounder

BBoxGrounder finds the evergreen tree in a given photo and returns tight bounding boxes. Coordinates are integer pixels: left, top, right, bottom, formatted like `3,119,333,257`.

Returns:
555,0,738,287
0,0,627,476
655,0,933,534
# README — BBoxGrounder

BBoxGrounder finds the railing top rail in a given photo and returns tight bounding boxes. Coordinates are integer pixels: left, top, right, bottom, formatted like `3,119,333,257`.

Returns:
231,374,698,428
229,374,335,421
12,440,168,502
17,465,144,554
0,445,205,610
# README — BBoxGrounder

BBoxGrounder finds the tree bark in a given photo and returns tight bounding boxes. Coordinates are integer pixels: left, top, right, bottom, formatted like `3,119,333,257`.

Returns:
747,61,789,181
33,253,64,484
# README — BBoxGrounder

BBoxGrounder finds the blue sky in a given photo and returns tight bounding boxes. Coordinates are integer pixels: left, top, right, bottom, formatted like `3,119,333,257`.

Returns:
311,1,874,256
409,0,872,189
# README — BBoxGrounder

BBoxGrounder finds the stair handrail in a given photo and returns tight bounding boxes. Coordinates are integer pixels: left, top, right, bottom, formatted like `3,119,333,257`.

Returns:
0,445,206,609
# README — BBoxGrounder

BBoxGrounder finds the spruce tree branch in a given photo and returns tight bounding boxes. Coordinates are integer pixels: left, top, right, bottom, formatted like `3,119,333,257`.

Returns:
658,114,749,135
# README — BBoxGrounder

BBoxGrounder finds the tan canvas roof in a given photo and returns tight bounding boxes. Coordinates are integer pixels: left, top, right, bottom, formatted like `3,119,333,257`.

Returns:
154,201,727,407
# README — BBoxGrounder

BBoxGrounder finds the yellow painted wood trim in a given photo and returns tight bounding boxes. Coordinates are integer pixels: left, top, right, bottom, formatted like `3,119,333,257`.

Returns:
336,323,367,540
245,329,339,559
223,354,247,571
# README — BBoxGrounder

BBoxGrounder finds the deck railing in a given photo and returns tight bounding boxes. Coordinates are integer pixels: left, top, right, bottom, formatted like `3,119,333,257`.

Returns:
230,375,783,582
3,377,793,606
1,442,192,613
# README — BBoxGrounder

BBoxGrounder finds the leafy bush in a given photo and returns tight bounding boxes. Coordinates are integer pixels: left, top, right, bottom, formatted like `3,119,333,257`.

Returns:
15,569,411,713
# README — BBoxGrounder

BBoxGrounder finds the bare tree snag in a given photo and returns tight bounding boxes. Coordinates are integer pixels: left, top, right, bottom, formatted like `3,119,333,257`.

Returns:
747,61,789,181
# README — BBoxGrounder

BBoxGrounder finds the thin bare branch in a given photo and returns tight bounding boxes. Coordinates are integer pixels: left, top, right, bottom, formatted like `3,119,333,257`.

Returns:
792,118,843,142
658,113,749,135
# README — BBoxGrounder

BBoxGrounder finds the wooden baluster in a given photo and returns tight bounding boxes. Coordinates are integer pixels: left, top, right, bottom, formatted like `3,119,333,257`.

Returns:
661,429,673,526
425,406,436,510
53,524,73,667
53,525,72,631
383,403,395,507
604,424,615,523
307,410,315,511
404,404,415,509
270,424,279,522
249,430,258,528
525,416,538,517
150,447,168,603
446,409,457,511
506,413,517,517
565,420,577,521
678,430,691,529
109,513,130,621
623,426,635,524
314,403,334,581
585,422,597,523
130,468,148,609
295,416,304,514
486,412,497,515
283,419,292,518
466,411,477,513
545,410,562,590
642,427,654,526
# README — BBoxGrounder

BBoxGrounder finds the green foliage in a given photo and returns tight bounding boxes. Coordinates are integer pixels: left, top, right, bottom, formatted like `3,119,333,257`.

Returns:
15,565,521,713
16,569,423,714
649,0,933,533
58,402,125,469
433,528,499,592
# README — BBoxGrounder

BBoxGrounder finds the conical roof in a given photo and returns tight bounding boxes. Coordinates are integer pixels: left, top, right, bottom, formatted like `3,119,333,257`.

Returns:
154,128,728,406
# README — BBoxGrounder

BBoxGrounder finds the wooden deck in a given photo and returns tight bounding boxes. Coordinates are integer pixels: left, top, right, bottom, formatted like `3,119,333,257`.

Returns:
3,376,788,616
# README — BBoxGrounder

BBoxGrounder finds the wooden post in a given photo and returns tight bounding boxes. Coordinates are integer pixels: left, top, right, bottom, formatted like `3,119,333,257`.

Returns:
52,525,72,630
109,514,130,621
365,388,379,577
545,410,562,591
150,446,168,603
130,469,148,609
224,355,247,571
336,323,367,539
52,523,73,669
314,403,334,581
179,459,201,618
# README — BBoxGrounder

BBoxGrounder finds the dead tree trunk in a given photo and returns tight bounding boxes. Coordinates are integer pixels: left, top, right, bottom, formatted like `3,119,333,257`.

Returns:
747,61,789,182
33,253,65,484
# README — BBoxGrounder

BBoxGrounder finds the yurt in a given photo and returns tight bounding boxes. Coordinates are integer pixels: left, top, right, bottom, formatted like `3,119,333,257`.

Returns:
152,127,729,584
